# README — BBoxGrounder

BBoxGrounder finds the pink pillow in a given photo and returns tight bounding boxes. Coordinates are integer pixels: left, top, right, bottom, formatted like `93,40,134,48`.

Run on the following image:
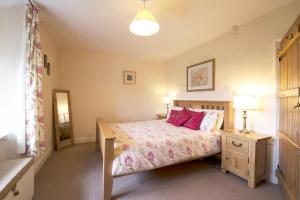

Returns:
183,110,205,130
167,108,191,126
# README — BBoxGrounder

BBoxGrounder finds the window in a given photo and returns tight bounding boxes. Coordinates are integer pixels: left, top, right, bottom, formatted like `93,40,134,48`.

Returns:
0,5,26,153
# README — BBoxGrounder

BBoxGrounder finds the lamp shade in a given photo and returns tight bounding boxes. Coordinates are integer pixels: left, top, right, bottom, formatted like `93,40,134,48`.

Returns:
129,9,160,36
163,96,172,104
233,95,259,110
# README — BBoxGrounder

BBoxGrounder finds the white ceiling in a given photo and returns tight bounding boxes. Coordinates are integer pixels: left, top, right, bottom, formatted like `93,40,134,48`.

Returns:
35,0,293,60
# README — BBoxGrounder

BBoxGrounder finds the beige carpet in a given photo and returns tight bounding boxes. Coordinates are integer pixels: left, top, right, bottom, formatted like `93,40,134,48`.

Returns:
34,143,284,200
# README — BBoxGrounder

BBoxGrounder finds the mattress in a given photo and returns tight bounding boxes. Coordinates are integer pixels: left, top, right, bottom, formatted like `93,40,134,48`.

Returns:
109,119,221,176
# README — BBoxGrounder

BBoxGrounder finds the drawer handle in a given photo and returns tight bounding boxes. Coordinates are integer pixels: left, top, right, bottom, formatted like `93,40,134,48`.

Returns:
12,185,19,196
231,141,242,147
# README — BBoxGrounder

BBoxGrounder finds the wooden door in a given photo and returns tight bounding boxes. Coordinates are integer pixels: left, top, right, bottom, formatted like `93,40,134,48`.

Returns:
279,41,299,143
277,14,300,200
278,135,299,200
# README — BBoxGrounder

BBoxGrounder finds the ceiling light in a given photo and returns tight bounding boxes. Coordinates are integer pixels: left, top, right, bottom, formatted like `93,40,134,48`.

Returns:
129,0,159,36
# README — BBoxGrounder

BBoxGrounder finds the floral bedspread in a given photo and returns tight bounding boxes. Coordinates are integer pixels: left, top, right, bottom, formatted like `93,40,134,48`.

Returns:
108,120,221,176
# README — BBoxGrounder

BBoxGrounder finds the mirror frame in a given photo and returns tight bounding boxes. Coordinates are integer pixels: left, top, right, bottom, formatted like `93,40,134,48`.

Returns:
53,89,74,150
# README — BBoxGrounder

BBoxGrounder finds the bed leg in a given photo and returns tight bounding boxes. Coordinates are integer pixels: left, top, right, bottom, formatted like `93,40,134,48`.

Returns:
103,170,113,200
221,168,228,174
102,139,114,200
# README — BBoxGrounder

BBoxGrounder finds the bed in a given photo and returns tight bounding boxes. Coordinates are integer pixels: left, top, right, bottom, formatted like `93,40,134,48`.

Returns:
96,100,234,200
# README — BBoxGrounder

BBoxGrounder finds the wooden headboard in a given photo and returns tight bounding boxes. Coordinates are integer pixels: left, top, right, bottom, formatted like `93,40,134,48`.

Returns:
173,100,234,131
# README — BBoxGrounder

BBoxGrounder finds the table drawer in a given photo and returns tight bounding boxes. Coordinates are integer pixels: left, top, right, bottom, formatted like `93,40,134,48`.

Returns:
227,137,249,154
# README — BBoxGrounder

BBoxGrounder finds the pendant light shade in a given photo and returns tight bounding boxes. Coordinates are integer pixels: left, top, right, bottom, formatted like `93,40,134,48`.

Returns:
129,8,160,36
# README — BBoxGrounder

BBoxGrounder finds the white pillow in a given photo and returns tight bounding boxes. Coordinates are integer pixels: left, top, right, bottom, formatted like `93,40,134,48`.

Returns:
200,112,219,132
215,112,224,131
188,108,224,131
167,106,183,119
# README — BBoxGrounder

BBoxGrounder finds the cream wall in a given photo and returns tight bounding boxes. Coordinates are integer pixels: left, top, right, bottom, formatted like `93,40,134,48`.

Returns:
34,26,59,174
165,1,300,183
58,50,166,142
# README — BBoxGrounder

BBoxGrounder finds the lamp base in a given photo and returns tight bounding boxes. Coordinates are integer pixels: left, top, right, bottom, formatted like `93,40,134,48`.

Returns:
239,129,250,134
240,110,250,134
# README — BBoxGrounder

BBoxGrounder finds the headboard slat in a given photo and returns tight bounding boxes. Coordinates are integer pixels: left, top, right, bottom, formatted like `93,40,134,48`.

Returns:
173,100,234,131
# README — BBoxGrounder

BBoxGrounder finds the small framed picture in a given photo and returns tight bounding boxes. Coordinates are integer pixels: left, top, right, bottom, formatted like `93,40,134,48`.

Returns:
123,71,136,84
187,59,215,92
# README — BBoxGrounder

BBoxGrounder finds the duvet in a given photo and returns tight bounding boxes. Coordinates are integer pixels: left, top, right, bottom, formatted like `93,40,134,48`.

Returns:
108,119,221,176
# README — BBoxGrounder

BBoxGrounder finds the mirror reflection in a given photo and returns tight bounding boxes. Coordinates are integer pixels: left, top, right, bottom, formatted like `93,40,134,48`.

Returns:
53,90,73,150
56,92,71,140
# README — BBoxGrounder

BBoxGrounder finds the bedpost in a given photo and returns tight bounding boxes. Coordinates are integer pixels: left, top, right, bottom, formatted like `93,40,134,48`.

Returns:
96,118,116,200
223,101,234,131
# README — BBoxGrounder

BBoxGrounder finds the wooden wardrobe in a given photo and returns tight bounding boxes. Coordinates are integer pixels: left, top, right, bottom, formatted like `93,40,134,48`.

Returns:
277,14,300,200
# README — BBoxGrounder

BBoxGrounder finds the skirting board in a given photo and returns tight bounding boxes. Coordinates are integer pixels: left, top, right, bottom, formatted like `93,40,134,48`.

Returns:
34,147,53,176
74,137,96,144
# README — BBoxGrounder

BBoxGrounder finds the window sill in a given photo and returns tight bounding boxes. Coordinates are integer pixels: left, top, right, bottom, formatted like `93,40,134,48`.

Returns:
0,135,8,141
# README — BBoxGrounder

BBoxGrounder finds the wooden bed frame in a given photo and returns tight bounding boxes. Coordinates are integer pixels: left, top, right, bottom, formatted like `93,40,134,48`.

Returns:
96,100,234,200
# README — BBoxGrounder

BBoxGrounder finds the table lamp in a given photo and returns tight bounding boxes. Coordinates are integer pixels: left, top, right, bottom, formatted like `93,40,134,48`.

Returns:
233,95,259,134
163,96,172,114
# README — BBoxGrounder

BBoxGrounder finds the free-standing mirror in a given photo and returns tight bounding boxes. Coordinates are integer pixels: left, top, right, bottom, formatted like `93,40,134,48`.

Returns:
53,89,74,150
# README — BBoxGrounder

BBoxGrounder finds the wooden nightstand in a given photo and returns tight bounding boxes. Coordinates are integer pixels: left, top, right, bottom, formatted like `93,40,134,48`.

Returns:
156,113,167,119
221,130,271,188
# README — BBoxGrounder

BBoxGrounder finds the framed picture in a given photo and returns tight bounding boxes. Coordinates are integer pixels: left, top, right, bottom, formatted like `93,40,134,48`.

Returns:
123,71,136,84
187,59,215,92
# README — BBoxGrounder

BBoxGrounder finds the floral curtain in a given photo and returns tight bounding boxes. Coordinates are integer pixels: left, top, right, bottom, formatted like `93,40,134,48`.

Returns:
25,4,45,157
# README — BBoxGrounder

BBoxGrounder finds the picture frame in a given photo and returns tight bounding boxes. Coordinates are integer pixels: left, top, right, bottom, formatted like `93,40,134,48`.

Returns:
123,71,136,84
187,58,215,92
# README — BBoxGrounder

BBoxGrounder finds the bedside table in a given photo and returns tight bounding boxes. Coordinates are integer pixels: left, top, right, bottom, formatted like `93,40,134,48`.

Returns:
221,130,271,188
156,113,167,119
